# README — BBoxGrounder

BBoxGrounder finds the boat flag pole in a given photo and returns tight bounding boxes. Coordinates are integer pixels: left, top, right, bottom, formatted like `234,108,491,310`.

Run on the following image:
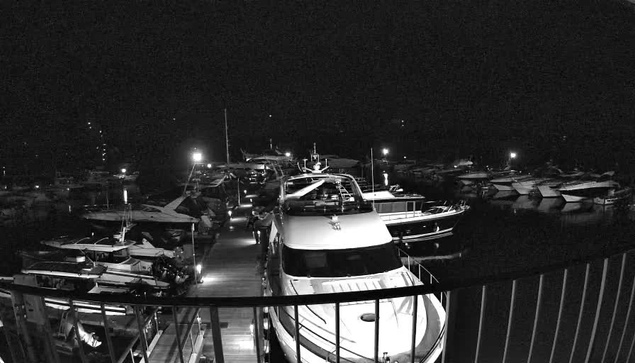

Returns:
224,108,230,163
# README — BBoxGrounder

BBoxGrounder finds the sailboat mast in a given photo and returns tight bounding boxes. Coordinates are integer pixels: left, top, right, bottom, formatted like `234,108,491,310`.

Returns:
224,108,230,163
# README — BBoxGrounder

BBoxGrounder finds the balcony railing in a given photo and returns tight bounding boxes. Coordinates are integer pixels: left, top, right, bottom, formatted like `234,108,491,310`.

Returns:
1,244,635,363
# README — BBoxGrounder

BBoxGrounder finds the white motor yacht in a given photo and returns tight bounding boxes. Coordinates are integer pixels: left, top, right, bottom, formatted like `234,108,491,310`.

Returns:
363,189,469,244
263,172,446,363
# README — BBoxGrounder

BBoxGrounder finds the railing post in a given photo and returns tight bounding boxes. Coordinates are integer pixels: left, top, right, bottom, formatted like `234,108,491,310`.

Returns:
602,254,627,363
38,297,60,363
335,302,340,363
410,294,418,363
134,306,150,363
100,303,117,363
253,307,261,363
68,300,88,363
585,258,609,363
569,263,591,363
294,305,301,363
549,268,569,363
210,306,225,363
441,290,453,363
527,274,545,363
374,298,380,363
615,276,635,363
502,279,518,363
10,291,38,363
172,306,185,363
474,285,487,363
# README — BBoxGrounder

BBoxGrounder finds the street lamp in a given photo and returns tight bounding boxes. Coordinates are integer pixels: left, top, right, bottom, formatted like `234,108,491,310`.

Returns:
184,151,204,196
382,148,389,157
507,151,517,169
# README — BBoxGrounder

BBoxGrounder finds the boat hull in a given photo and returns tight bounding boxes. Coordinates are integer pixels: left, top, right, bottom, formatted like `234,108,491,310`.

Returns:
593,189,632,205
537,185,561,198
511,182,534,195
383,211,466,243
561,193,587,203
492,184,515,192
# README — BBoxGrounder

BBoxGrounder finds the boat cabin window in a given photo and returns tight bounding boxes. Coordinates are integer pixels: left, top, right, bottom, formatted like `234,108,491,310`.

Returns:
36,275,96,291
85,249,131,263
281,243,402,278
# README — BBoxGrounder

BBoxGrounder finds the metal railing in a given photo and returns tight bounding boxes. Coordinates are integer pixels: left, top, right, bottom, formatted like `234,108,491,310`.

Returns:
2,245,635,363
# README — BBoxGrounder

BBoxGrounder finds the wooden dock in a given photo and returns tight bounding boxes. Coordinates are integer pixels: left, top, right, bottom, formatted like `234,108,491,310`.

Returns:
150,209,262,363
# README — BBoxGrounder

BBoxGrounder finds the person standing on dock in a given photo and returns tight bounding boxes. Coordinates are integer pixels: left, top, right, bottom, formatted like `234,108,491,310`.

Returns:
253,206,274,245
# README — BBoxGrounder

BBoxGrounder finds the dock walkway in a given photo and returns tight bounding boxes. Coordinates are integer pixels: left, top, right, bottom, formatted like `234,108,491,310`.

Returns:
188,207,263,362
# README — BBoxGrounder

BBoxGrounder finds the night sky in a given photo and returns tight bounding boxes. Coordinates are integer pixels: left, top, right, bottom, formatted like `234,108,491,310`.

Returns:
2,0,635,173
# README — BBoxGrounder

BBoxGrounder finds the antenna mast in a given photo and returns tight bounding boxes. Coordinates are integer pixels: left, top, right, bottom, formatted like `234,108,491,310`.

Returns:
224,108,230,163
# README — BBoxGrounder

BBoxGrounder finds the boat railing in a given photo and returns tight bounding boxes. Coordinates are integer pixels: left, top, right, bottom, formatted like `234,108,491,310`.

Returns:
398,247,446,306
2,244,635,363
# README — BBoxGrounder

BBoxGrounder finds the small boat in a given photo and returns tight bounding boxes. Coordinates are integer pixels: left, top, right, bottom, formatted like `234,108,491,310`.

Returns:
490,174,532,192
13,254,134,315
559,172,620,203
456,171,491,187
536,179,564,198
20,250,172,293
42,235,176,260
363,189,469,244
593,187,633,206
40,234,190,287
82,196,201,224
264,171,446,363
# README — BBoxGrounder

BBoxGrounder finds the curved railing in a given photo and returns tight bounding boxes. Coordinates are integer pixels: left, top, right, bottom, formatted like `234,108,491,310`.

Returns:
2,243,635,363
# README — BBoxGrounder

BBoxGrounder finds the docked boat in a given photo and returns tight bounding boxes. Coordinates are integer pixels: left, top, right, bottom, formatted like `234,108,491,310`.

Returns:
40,234,190,285
535,170,585,198
21,249,172,294
455,171,491,187
490,174,532,192
263,172,446,363
512,177,548,195
82,196,202,224
593,187,633,206
10,253,137,315
363,189,469,244
559,171,620,203
536,179,564,198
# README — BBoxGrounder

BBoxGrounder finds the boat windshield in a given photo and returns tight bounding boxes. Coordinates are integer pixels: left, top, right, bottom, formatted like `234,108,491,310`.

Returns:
281,243,402,278
283,176,373,215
